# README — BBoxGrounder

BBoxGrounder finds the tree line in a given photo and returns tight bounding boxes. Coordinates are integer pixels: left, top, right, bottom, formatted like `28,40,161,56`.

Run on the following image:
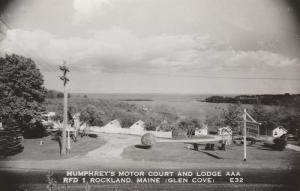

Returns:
204,94,300,107
46,89,71,99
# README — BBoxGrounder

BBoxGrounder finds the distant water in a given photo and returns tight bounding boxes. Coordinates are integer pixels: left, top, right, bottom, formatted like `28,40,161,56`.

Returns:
72,93,230,119
73,93,213,102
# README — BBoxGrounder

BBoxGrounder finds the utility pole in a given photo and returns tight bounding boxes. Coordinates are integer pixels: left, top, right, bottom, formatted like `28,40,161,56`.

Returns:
59,61,70,157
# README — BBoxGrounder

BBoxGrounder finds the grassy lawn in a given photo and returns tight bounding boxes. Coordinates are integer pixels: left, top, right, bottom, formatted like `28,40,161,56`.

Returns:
122,142,300,166
1,135,106,161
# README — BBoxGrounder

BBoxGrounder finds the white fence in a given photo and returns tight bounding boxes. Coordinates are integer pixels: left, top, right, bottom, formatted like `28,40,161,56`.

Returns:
86,120,172,138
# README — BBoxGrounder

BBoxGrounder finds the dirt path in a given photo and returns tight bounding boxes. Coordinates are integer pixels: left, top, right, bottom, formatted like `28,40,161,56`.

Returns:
85,133,140,159
85,133,222,159
286,144,300,152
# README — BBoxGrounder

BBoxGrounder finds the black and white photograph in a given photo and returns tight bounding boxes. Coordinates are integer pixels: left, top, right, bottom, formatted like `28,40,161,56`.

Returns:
0,0,300,190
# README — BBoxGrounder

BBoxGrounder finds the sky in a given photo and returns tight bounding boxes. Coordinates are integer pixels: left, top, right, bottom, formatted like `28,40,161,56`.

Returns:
0,0,300,94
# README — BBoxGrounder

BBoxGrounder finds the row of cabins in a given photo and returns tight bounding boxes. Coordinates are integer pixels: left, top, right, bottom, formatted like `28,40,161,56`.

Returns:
42,112,288,138
42,112,210,139
87,120,173,138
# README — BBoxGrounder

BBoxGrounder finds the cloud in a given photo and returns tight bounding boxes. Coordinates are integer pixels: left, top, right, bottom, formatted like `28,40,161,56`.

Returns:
0,28,299,75
73,0,112,22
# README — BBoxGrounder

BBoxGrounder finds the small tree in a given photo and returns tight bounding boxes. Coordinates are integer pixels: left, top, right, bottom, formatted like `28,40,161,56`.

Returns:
222,104,242,134
144,116,160,131
118,111,140,128
80,105,104,126
249,104,274,136
177,118,201,138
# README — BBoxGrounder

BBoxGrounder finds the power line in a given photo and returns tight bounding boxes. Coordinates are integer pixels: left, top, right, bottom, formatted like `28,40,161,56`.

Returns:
182,74,300,81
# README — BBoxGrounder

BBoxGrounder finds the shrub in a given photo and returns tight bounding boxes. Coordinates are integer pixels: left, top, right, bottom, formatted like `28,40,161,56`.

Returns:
118,112,140,128
88,134,98,138
24,122,48,138
0,124,24,157
141,133,156,147
273,137,287,151
172,127,187,139
177,118,201,138
80,105,104,126
145,120,159,131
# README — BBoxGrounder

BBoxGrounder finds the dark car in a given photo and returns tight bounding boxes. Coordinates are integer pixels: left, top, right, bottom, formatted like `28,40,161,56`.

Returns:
286,134,296,141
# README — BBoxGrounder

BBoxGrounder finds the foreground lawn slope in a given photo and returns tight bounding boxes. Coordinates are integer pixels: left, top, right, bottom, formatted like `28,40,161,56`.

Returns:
122,142,300,167
1,136,106,161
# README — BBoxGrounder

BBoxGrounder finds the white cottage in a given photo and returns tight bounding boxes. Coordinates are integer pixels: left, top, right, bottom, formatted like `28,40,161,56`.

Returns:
195,125,208,136
129,120,145,135
218,126,232,136
272,126,287,138
89,119,122,133
101,119,122,133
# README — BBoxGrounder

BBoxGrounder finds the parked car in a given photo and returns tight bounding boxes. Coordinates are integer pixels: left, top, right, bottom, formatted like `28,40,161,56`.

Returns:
232,135,257,145
286,134,296,141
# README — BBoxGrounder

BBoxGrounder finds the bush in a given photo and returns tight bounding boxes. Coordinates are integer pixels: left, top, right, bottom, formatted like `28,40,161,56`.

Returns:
23,122,48,138
172,128,187,139
80,105,104,126
0,124,24,157
177,118,201,138
88,134,98,138
141,133,156,147
145,120,159,131
118,112,140,128
273,137,287,151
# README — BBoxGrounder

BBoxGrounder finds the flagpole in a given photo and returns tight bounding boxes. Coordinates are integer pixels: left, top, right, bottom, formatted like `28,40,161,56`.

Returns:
243,108,247,161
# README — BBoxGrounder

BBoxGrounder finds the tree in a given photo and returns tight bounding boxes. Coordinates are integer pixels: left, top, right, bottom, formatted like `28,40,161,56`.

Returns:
144,117,159,131
249,104,274,135
80,105,104,126
46,89,66,99
222,104,243,134
205,113,225,127
177,118,201,138
0,54,47,136
118,111,140,128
